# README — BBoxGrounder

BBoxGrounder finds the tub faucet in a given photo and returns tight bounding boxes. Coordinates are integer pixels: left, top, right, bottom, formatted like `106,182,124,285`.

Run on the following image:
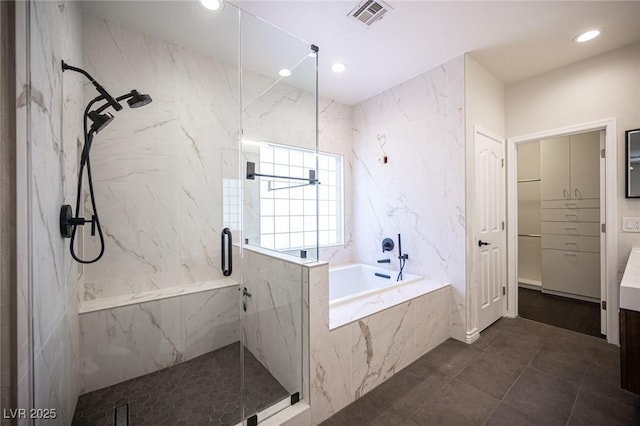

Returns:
382,238,394,252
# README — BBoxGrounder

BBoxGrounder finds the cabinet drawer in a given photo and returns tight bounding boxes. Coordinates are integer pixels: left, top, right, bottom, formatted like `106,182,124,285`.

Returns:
541,199,600,209
542,235,600,253
541,208,600,222
542,249,600,299
541,222,600,237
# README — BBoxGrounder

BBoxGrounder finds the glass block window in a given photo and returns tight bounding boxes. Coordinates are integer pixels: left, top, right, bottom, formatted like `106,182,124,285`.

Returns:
259,143,343,250
223,178,241,231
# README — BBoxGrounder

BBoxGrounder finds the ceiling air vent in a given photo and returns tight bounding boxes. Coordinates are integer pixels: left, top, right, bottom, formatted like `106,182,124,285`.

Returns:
348,0,393,26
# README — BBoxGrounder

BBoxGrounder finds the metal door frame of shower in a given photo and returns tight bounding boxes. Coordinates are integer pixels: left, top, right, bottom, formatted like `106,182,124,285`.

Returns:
1,0,19,415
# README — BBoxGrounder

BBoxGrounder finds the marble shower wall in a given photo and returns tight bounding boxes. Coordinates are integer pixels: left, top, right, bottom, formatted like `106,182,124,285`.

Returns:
79,285,240,393
28,1,84,423
242,247,305,395
318,99,355,265
351,56,467,341
80,14,241,301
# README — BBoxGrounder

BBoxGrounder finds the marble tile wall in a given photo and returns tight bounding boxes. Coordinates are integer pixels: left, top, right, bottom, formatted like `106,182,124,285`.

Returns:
308,264,451,424
80,13,241,300
242,247,305,395
79,285,240,393
351,56,466,341
28,1,84,423
318,99,355,265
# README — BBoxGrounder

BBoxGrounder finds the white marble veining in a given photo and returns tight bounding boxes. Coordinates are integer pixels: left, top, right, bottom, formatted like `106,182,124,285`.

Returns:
79,278,237,314
79,284,240,393
309,262,451,424
330,275,448,330
351,56,466,341
28,1,83,422
317,99,355,266
242,247,304,394
351,301,415,398
308,266,353,424
80,14,241,300
621,247,640,311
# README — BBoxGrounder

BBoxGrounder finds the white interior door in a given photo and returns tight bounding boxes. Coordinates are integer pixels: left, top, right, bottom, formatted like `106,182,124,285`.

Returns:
476,129,507,332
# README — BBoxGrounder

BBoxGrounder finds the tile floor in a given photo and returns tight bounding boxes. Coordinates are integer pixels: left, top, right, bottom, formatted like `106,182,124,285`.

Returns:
518,287,602,338
320,317,640,426
72,342,289,425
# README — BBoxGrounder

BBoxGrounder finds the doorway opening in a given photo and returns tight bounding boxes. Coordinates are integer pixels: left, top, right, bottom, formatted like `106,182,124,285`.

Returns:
507,119,618,345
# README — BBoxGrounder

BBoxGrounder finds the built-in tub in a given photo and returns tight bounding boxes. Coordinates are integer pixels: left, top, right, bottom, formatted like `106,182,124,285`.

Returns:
329,263,448,329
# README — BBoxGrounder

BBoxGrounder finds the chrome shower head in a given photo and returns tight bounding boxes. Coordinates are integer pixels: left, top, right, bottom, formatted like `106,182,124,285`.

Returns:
126,90,152,108
88,110,115,134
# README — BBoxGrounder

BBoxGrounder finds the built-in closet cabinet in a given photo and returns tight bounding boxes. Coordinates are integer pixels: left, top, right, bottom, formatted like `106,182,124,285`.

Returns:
540,132,601,300
540,134,600,200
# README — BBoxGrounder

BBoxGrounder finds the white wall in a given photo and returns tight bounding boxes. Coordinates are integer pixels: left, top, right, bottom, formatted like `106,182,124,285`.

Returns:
464,55,505,338
506,42,640,314
352,56,466,341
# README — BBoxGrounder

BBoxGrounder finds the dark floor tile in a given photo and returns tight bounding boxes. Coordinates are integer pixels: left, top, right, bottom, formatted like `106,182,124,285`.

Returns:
484,329,540,366
411,339,481,377
72,343,287,426
503,367,578,426
484,402,543,426
518,287,602,338
472,321,503,351
542,327,599,362
409,379,499,425
496,317,556,339
319,405,365,426
582,364,640,408
568,389,640,426
530,348,590,385
365,365,451,416
456,351,525,399
590,341,620,370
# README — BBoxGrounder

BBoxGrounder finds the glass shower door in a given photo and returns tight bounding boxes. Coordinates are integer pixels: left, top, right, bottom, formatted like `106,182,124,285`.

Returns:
239,10,318,424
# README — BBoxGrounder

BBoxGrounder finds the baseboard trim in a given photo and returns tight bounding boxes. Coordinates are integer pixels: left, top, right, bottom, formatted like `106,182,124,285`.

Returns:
541,288,600,304
465,328,479,344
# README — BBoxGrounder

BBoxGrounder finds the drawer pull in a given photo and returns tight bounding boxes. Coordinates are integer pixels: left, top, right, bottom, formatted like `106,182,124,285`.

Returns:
565,242,578,246
565,203,578,208
565,214,579,220
563,189,569,198
564,253,578,257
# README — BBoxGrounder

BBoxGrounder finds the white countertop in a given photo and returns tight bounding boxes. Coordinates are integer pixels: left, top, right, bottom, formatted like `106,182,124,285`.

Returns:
620,247,640,311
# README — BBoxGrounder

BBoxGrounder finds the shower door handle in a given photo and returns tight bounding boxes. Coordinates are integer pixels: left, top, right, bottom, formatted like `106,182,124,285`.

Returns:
221,228,232,277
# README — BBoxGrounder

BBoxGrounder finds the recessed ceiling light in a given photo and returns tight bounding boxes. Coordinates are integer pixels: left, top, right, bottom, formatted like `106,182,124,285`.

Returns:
575,29,601,43
200,0,224,11
279,69,291,77
331,62,346,73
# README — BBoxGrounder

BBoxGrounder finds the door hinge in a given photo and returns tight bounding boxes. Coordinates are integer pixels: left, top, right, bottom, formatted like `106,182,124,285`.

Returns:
601,148,605,158
501,158,504,168
601,223,606,233
502,286,506,296
601,300,607,310
502,221,505,230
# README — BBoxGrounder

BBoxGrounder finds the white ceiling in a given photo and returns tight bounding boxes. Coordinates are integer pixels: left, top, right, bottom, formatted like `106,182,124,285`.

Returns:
82,1,640,106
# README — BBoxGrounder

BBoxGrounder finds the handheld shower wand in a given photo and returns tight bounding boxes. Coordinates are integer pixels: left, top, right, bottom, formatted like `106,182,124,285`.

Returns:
59,62,152,263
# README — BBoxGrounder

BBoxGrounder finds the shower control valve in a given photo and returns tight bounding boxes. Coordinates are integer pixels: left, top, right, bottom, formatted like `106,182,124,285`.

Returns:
60,204,97,238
